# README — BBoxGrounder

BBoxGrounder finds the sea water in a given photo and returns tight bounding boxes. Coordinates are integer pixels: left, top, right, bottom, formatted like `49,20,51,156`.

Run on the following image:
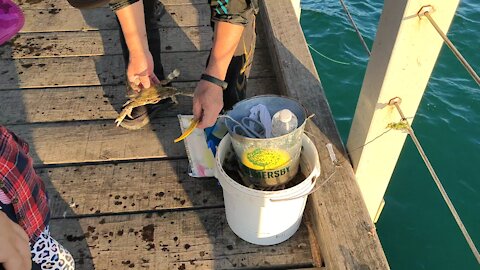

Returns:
300,0,480,269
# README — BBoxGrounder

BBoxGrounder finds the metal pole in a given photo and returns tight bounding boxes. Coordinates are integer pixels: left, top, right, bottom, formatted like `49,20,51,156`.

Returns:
423,11,480,86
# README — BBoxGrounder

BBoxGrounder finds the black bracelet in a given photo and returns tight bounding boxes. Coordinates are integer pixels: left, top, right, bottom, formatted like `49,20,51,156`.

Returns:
200,74,228,90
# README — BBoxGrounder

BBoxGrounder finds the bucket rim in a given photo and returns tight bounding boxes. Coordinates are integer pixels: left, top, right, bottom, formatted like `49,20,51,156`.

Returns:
224,94,311,141
215,134,321,200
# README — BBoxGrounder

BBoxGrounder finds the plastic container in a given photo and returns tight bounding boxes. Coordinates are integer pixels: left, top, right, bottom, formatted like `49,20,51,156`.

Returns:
225,95,309,187
271,109,298,137
215,133,320,245
0,0,25,45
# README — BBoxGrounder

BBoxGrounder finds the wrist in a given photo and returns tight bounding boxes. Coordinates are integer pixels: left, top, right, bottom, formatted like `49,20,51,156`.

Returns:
200,74,228,90
127,40,149,58
204,58,231,80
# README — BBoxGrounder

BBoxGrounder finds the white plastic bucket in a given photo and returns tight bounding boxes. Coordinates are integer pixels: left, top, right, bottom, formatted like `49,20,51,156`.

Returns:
215,133,321,245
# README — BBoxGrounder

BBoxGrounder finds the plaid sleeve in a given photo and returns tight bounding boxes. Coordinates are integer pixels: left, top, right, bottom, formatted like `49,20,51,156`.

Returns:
0,126,50,242
211,0,259,25
7,128,29,155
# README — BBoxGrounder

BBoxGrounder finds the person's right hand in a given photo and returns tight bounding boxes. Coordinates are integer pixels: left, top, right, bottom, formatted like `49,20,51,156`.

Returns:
127,50,160,92
192,79,224,129
0,211,31,270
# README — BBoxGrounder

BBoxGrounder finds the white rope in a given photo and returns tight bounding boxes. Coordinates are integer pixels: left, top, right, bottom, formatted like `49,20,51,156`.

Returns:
391,101,480,264
422,11,480,86
307,43,351,65
338,0,371,56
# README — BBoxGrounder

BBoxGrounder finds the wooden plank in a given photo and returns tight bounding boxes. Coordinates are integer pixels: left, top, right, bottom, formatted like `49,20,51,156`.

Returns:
0,49,273,90
19,4,210,33
41,159,224,218
259,0,389,269
50,209,313,269
14,0,208,9
6,117,186,165
1,78,278,124
1,26,265,59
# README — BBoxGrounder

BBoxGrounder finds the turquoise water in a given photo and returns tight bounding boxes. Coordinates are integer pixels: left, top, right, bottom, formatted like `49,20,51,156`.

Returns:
300,0,479,269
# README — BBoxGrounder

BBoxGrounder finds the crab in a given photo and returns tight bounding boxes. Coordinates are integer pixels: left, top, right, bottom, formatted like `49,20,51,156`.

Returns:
115,69,192,127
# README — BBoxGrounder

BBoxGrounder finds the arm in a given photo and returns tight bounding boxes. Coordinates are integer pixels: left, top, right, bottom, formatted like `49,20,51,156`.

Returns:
115,0,158,90
193,22,245,129
0,212,31,270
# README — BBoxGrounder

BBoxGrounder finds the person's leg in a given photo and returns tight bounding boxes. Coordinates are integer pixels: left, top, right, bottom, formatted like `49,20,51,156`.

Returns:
31,227,75,270
207,4,257,111
222,10,256,111
116,0,168,129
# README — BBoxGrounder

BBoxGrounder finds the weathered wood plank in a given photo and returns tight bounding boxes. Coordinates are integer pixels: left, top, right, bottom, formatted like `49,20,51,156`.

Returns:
19,4,210,33
1,28,211,59
50,209,313,270
41,159,223,218
1,78,278,124
14,0,208,9
259,0,389,269
1,27,265,59
0,49,273,90
6,117,186,165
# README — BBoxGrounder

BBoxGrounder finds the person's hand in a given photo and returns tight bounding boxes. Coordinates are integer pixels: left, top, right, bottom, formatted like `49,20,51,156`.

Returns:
0,212,31,270
193,80,224,129
127,50,160,92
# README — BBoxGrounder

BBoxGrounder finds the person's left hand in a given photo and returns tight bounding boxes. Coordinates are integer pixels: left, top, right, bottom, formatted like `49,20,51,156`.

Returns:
193,80,223,129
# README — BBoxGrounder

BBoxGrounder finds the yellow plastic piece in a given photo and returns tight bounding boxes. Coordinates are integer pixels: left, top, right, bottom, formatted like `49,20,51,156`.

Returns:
174,118,199,143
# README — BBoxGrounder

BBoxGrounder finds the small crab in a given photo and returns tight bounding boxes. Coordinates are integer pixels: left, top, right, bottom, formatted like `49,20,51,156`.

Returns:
115,69,191,127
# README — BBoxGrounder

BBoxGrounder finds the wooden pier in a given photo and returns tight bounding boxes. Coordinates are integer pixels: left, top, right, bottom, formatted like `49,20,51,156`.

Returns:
1,0,388,269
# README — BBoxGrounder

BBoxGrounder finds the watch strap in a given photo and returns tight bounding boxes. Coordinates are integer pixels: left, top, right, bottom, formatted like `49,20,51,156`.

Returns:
200,74,228,90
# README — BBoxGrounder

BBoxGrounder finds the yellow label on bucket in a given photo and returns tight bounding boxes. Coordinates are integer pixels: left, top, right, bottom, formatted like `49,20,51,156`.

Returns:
241,148,290,170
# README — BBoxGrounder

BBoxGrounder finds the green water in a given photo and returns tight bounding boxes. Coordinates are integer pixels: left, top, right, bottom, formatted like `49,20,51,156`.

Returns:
300,0,479,269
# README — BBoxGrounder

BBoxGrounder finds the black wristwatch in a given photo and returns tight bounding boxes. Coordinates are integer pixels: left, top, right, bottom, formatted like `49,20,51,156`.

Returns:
200,74,228,90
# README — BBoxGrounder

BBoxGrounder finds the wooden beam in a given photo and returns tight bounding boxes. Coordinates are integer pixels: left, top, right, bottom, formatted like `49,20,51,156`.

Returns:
346,0,460,220
259,0,389,269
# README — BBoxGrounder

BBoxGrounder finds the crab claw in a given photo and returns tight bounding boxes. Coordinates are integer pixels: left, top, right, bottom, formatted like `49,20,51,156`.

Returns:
115,115,125,127
115,107,132,127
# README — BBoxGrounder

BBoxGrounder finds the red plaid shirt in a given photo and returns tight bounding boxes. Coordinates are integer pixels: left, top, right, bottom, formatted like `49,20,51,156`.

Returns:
0,126,50,242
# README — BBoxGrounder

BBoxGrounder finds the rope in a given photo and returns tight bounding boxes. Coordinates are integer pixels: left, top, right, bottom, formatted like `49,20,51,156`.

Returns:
307,43,351,65
390,100,480,264
338,0,371,56
422,11,480,86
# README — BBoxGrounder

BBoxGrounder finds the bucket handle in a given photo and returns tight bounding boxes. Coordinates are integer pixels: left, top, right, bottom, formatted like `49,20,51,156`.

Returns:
269,169,336,202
